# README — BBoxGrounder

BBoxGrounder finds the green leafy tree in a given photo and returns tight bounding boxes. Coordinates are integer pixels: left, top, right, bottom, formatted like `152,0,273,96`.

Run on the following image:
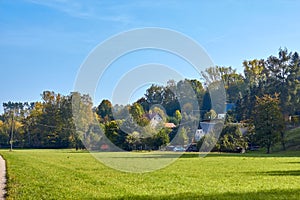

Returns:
176,79,199,110
129,102,149,126
236,59,268,121
24,102,44,148
125,131,141,150
208,66,246,103
96,100,113,122
171,127,188,145
197,134,219,152
266,48,300,118
182,103,193,115
113,104,130,120
218,124,248,152
145,84,164,105
153,128,170,149
39,91,61,148
253,94,285,153
104,120,126,149
162,80,180,116
197,121,224,152
104,120,120,146
201,67,227,114
201,91,212,113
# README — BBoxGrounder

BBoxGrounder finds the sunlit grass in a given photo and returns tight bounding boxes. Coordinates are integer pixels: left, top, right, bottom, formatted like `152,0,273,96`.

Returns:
1,149,300,199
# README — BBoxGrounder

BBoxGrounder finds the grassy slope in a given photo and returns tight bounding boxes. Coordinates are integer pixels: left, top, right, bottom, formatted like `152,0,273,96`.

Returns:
272,127,300,152
284,127,300,150
0,150,300,200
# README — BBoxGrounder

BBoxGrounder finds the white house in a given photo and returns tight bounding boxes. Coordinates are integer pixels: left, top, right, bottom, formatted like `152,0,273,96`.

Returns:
194,129,205,142
217,113,226,119
147,113,163,127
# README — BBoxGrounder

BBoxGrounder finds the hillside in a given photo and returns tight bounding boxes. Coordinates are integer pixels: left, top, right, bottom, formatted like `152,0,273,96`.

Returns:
285,127,300,150
274,127,300,152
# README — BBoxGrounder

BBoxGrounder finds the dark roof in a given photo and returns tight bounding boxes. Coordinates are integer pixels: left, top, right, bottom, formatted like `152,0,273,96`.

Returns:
146,113,162,120
200,122,217,133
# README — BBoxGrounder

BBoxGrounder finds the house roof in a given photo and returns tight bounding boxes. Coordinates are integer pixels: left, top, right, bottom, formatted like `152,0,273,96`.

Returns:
146,113,162,120
199,121,217,133
164,123,176,128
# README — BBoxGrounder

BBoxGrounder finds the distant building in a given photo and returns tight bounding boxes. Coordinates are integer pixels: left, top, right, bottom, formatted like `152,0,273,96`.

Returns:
212,103,236,120
194,129,205,142
200,121,217,134
164,123,176,128
147,113,176,128
147,113,163,127
217,113,226,119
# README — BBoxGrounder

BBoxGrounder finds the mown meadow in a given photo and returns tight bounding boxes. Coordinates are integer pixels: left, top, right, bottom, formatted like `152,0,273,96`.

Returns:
1,149,300,200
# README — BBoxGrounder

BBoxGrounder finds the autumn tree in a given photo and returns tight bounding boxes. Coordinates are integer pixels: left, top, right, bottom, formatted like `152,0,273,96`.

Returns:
0,119,9,147
72,92,97,150
204,109,217,120
2,102,26,150
174,110,182,125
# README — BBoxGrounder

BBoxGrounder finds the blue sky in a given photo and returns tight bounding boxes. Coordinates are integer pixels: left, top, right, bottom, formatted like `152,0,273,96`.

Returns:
1,0,300,113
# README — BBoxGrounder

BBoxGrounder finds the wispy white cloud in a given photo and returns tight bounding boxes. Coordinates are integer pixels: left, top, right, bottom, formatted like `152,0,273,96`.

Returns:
24,0,134,24
25,0,93,18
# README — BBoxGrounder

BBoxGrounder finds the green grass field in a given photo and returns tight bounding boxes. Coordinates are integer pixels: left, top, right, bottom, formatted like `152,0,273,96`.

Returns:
1,149,300,200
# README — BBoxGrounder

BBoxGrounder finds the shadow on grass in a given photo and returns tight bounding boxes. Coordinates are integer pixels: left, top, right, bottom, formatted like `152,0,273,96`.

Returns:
65,151,300,159
258,170,300,176
92,152,230,159
97,188,300,200
285,161,300,164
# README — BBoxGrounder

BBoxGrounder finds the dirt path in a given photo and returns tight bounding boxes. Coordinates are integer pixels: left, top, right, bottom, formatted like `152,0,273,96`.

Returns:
0,156,6,200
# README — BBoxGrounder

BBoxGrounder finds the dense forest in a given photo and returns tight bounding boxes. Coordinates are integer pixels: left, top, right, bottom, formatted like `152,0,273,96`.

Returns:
1,48,300,153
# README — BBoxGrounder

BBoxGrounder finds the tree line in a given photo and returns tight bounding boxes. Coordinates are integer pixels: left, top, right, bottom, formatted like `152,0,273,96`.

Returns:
0,48,299,153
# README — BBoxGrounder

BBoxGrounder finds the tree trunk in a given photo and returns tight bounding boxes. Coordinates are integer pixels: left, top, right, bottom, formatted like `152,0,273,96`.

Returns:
75,141,79,151
267,146,270,154
281,131,286,151
267,141,271,154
